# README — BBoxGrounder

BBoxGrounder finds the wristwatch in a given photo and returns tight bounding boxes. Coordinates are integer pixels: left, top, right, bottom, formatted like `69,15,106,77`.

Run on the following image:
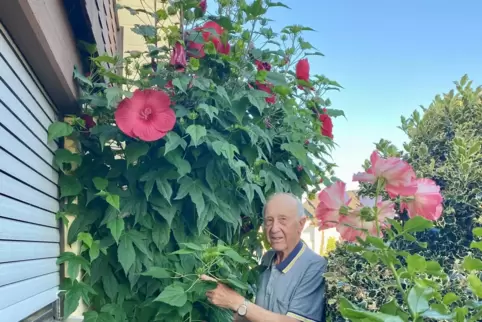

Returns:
237,298,249,316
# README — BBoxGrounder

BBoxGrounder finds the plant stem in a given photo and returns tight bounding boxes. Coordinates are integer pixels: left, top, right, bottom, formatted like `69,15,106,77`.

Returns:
374,179,383,237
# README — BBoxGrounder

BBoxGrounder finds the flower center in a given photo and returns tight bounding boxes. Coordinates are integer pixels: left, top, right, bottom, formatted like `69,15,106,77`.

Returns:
140,107,152,120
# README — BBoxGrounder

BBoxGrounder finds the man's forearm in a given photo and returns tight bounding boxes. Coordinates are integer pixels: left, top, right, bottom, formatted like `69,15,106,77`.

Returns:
239,302,298,322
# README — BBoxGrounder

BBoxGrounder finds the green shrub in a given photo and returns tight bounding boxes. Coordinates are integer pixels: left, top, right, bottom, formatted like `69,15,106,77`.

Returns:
326,75,482,321
51,1,344,321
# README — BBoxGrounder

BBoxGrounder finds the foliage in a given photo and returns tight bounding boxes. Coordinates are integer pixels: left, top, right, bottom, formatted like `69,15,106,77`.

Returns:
325,76,482,321
321,236,337,256
50,1,343,321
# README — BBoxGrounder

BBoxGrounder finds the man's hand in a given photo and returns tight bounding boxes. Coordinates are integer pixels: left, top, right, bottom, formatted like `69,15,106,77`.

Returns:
200,274,245,311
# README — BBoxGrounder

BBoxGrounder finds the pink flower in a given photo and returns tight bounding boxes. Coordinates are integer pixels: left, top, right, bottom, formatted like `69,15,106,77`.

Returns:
296,59,309,81
187,21,229,58
316,181,351,230
400,178,443,221
338,198,396,242
199,0,207,13
353,151,417,198
255,81,276,104
115,89,176,142
170,42,187,71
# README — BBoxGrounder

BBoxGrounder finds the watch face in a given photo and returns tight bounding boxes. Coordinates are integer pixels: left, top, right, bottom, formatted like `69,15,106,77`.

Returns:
238,304,247,316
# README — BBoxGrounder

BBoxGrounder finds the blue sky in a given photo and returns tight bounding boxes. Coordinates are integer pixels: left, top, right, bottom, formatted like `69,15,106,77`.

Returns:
263,0,482,189
207,0,482,190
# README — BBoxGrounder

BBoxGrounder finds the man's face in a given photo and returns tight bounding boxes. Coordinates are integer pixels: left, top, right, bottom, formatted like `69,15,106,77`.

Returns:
264,194,306,253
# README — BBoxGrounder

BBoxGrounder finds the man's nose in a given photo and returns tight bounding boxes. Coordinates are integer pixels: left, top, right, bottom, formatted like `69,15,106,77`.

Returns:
271,220,281,232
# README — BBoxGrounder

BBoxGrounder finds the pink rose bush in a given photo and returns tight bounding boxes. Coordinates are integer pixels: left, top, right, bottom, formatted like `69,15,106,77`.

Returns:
316,150,444,242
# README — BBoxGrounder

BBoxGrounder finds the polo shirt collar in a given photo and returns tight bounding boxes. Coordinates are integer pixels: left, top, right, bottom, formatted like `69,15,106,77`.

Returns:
274,240,306,273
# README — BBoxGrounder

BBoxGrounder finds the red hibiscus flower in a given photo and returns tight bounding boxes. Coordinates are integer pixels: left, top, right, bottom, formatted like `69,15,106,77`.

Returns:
296,58,310,81
114,89,176,142
319,109,333,139
199,0,207,14
81,114,96,129
255,60,271,71
187,21,229,58
255,81,276,104
170,42,187,71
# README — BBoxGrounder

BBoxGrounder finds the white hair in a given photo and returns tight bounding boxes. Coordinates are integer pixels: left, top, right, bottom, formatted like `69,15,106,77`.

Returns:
263,192,306,218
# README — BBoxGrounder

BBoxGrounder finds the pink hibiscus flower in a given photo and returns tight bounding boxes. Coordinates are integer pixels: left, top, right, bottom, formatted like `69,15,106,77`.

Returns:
353,151,417,198
338,198,396,242
400,178,443,221
315,181,351,230
114,89,176,142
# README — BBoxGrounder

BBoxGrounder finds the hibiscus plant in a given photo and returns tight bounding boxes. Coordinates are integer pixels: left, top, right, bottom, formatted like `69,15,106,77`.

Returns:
48,0,343,321
316,151,482,321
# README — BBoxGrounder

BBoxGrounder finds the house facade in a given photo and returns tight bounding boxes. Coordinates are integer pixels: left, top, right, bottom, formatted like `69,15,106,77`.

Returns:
0,1,121,321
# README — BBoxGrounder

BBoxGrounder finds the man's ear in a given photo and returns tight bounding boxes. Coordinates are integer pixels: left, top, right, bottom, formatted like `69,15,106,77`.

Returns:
299,216,307,231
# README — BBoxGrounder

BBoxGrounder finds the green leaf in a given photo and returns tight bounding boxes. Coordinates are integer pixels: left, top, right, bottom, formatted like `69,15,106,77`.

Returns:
198,103,219,121
265,71,288,86
462,256,482,271
407,284,431,314
247,91,268,113
403,216,434,233
470,241,482,251
426,260,444,276
77,232,93,248
59,174,83,198
339,296,404,322
105,87,123,108
468,273,482,297
242,183,254,204
473,227,482,237
152,219,170,250
275,162,297,180
73,65,92,86
175,177,205,215
216,86,231,105
141,267,172,279
107,217,124,244
172,76,191,93
443,292,459,305
181,243,204,251
48,122,73,142
224,249,248,264
325,108,346,118
406,254,427,275
380,299,410,321
281,142,307,164
57,252,91,278
171,249,196,255
131,24,156,37
156,178,173,203
92,177,108,191
54,149,82,169
83,311,116,322
165,148,191,178
106,193,120,210
125,142,149,164
212,140,239,160
186,125,207,147
118,234,136,273
89,241,100,262
225,277,248,290
164,132,187,155
154,285,187,307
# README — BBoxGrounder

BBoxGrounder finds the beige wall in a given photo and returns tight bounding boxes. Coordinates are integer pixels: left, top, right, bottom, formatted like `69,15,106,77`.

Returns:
117,0,179,54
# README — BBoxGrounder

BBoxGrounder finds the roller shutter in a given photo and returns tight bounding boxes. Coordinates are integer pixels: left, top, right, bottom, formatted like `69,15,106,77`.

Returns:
0,24,60,321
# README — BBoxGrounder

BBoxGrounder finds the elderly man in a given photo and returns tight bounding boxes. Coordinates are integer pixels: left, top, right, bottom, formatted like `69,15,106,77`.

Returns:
201,193,327,322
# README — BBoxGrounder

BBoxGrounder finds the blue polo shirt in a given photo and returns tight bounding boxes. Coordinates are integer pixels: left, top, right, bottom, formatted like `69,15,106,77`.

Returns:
254,241,327,322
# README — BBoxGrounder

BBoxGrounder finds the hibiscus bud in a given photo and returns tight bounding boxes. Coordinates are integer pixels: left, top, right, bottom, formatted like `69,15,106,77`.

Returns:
199,0,207,13
296,58,310,82
170,42,187,70
304,139,310,145
81,114,96,130
297,165,303,172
